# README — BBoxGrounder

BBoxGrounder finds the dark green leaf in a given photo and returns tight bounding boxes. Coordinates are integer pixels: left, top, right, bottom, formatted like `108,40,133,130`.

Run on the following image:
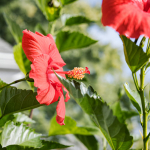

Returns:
124,83,142,114
36,0,61,22
120,35,149,73
0,87,41,118
60,0,76,5
56,74,133,150
64,16,93,26
0,115,14,128
3,13,22,43
6,141,71,150
49,115,97,136
1,121,42,148
111,101,126,123
75,134,99,150
0,79,7,90
56,31,97,52
112,102,138,123
13,43,31,75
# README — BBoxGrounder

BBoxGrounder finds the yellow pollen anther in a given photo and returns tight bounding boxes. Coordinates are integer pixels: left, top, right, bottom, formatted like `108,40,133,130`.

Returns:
67,67,90,80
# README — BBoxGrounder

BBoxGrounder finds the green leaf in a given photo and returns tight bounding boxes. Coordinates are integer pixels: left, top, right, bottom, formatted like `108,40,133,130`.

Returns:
56,74,133,150
0,79,7,90
3,13,22,43
0,87,41,118
13,43,31,75
56,31,97,52
60,0,76,5
64,15,93,26
111,101,126,123
13,113,35,124
75,135,99,150
6,141,71,150
35,23,47,36
36,0,61,22
1,121,42,148
111,102,138,123
124,83,142,114
120,35,149,73
49,115,97,136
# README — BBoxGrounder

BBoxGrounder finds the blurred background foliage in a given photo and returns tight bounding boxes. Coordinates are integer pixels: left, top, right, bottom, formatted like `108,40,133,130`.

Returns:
0,0,141,149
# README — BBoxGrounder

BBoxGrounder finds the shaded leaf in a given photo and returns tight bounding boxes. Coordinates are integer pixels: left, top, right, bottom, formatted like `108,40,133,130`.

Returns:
35,23,47,36
6,141,71,150
56,74,133,150
64,15,93,26
60,0,76,5
0,87,41,118
49,115,97,136
75,134,99,150
13,43,31,75
120,35,149,73
56,31,97,52
124,83,142,114
111,101,126,123
3,13,22,43
1,121,42,148
36,0,61,22
13,113,35,124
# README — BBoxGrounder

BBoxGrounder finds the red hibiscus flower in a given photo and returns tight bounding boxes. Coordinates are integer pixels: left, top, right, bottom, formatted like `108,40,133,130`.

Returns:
22,30,90,125
101,0,150,38
22,29,70,125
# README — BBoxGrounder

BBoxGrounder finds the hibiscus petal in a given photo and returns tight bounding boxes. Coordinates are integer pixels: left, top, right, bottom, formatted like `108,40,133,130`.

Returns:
29,54,49,90
36,84,55,105
64,87,70,102
56,86,65,126
22,30,65,63
101,0,150,38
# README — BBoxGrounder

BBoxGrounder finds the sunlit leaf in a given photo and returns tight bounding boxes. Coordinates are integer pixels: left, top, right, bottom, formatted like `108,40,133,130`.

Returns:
1,121,42,148
3,13,22,43
13,113,35,124
36,0,61,22
49,115,98,135
0,115,14,128
13,43,31,75
56,74,133,150
120,35,149,73
124,83,142,114
0,87,41,118
56,31,97,52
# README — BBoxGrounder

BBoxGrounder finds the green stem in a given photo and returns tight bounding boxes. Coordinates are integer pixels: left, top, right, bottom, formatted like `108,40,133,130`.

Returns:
139,67,148,150
132,73,139,92
0,78,26,90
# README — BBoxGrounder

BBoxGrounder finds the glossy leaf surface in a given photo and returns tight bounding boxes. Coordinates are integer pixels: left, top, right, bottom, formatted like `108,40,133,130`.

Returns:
56,74,133,150
1,121,42,148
